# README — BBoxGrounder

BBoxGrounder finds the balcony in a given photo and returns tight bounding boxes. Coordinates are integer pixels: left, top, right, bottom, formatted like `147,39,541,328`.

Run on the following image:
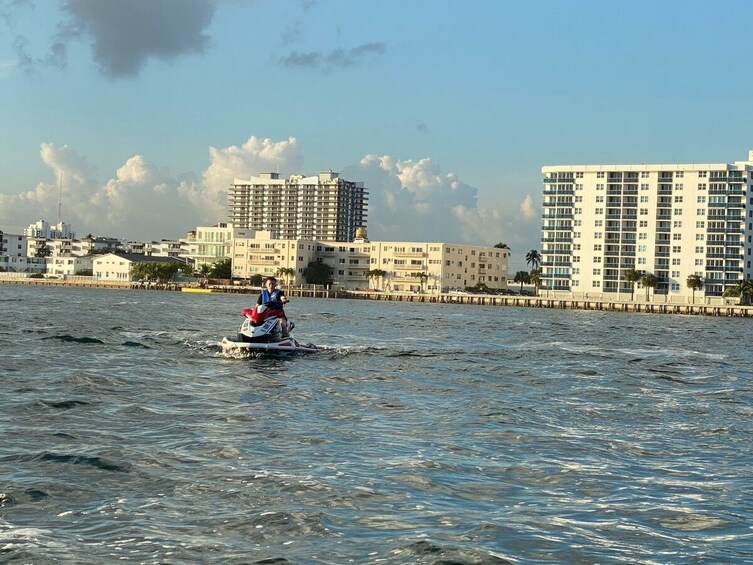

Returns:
393,251,426,258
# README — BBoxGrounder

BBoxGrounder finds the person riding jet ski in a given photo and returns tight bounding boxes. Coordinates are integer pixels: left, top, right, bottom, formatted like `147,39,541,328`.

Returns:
255,276,289,337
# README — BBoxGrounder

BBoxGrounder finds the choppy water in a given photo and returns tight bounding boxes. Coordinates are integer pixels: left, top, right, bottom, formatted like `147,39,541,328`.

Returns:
1,285,752,564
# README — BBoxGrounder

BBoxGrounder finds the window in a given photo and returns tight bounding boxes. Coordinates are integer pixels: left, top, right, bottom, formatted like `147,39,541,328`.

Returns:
672,233,682,240
696,221,705,228
638,245,647,252
672,246,681,253
640,196,649,203
593,268,601,275
697,195,706,203
674,195,684,203
597,172,605,178
641,171,650,179
698,171,707,178
673,209,683,216
593,244,602,251
640,209,648,215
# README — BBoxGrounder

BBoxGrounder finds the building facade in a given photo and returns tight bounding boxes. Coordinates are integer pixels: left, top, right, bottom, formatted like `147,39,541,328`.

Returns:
185,223,252,269
231,230,509,292
228,171,368,242
541,151,753,301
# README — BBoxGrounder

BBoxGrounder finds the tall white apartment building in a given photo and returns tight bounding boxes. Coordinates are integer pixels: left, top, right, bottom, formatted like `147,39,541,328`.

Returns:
228,171,368,242
24,220,75,239
541,151,753,300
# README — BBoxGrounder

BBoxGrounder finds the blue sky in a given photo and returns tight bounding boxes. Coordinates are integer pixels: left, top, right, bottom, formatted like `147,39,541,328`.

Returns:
2,0,752,270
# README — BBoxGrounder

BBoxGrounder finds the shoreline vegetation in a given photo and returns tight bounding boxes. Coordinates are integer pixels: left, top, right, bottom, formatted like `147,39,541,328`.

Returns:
2,277,752,318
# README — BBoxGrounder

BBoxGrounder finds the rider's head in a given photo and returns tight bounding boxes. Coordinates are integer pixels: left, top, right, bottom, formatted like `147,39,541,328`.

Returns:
265,276,277,289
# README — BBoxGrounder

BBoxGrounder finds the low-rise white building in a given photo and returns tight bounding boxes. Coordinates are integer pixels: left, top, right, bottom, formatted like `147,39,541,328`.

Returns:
46,255,94,276
93,253,182,281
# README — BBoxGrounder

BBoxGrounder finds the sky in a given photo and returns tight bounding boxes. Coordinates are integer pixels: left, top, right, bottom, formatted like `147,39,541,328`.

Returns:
2,0,753,271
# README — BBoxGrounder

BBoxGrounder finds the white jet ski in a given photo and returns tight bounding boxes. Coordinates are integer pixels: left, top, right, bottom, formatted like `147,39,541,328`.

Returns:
219,305,318,355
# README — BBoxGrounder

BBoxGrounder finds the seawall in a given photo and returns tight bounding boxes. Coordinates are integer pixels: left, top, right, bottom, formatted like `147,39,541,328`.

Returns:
1,278,751,317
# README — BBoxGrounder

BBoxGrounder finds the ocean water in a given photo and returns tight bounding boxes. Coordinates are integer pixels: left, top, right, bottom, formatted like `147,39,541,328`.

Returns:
1,285,752,564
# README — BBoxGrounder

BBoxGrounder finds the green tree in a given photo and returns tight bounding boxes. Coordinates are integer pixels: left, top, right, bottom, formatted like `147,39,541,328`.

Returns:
197,264,212,278
130,261,183,283
686,274,703,304
303,261,333,285
525,249,541,271
494,242,510,250
513,270,530,292
249,274,264,287
529,269,542,296
209,258,232,279
641,272,657,301
366,268,387,290
624,267,640,301
411,271,428,292
276,267,296,285
724,279,753,305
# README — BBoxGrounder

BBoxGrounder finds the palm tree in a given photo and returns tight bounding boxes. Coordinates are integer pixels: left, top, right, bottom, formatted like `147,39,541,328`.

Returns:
276,267,296,286
525,249,542,271
411,271,428,292
366,268,387,290
686,274,703,304
641,272,657,301
513,270,530,292
624,267,640,301
529,269,541,296
197,264,212,278
724,279,753,305
494,242,510,250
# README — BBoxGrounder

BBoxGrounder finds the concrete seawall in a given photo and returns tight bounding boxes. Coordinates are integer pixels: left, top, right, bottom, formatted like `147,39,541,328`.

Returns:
2,279,751,317
344,290,753,317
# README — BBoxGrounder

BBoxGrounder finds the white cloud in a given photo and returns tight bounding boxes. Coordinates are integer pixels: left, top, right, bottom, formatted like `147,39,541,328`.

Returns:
0,136,537,251
519,194,537,220
342,155,509,244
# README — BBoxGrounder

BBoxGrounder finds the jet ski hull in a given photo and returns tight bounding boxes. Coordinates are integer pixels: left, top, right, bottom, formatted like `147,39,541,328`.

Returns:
219,336,318,355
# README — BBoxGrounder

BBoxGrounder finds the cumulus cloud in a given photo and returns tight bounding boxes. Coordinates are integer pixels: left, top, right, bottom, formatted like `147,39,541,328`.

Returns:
0,136,305,240
0,136,536,251
341,155,507,245
280,42,385,70
185,136,304,221
57,0,216,78
519,194,537,220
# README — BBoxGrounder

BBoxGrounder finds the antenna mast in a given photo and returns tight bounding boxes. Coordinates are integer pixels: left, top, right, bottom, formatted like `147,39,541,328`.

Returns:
58,173,63,223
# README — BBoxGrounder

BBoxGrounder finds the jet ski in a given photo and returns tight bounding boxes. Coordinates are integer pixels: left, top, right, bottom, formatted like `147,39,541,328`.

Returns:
219,304,318,355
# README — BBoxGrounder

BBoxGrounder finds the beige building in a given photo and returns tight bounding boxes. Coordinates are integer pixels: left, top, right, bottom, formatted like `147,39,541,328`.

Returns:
541,150,753,301
228,171,368,242
231,229,509,292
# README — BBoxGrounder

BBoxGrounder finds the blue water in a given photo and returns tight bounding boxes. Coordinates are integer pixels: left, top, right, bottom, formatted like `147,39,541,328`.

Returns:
1,285,752,564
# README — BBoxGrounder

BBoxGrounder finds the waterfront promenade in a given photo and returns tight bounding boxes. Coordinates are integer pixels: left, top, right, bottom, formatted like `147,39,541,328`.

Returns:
2,277,752,317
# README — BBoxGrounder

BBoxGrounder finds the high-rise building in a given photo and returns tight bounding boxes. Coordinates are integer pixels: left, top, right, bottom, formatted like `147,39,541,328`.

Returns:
228,171,368,242
541,151,753,300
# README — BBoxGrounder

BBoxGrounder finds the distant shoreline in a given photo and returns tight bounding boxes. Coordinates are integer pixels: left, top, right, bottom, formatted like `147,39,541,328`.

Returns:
2,278,751,318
